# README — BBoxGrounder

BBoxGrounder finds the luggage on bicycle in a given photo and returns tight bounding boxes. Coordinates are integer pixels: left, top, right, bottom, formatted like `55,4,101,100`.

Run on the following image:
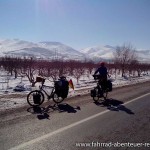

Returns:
55,81,61,96
55,78,69,98
61,80,69,98
33,93,41,104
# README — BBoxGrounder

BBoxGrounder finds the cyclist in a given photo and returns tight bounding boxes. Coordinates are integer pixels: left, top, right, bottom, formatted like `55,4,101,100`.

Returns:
94,62,108,93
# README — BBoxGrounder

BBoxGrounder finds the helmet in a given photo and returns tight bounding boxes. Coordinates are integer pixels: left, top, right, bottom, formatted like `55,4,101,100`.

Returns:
100,62,105,66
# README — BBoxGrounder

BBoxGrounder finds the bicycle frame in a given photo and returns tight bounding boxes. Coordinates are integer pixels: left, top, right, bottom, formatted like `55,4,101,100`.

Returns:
39,84,55,100
91,75,108,101
27,78,67,106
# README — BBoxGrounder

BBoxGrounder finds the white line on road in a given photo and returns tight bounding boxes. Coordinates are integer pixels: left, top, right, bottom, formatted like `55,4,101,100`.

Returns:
9,92,150,150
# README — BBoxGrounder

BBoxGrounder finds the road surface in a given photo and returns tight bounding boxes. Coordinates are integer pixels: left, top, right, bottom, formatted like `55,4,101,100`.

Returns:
0,81,150,150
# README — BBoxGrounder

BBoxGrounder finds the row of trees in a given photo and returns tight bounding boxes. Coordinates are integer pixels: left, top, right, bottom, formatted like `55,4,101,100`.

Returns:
113,43,150,77
0,57,95,86
0,44,150,86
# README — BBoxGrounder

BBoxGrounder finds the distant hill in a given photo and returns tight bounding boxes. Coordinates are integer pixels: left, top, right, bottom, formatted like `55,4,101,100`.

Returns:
80,45,115,62
0,39,85,60
0,39,149,62
80,45,150,63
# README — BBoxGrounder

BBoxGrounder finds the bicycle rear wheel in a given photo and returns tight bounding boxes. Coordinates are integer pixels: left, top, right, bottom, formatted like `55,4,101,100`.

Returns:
53,92,64,104
27,90,44,106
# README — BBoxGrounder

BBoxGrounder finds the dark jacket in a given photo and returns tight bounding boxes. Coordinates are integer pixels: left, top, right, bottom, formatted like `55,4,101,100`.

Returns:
94,66,108,76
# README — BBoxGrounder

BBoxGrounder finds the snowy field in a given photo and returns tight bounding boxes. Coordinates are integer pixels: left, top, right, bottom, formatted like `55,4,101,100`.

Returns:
0,72,150,111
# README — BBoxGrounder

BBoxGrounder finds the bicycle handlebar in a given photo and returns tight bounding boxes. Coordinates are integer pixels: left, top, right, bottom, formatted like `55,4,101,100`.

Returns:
93,74,101,80
93,74,111,80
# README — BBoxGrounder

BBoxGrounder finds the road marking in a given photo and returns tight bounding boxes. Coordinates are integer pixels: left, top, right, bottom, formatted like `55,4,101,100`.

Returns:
9,92,150,150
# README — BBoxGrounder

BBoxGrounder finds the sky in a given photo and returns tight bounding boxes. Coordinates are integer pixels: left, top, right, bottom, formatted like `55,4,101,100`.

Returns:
0,0,150,50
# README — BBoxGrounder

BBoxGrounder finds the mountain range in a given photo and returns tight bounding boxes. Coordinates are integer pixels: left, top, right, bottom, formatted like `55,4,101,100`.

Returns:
0,39,84,60
0,39,149,62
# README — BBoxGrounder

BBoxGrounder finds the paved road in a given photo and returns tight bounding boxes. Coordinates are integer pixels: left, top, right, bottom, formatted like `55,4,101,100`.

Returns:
0,81,150,150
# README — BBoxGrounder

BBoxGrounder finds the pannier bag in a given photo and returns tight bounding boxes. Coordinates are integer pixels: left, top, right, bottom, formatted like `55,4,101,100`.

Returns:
33,93,41,104
55,81,62,97
107,80,112,92
55,79,69,98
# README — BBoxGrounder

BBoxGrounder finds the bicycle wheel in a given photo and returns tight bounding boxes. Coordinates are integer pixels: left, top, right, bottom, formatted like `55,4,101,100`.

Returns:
92,87,99,102
53,92,64,104
27,90,44,106
103,90,108,100
103,89,109,100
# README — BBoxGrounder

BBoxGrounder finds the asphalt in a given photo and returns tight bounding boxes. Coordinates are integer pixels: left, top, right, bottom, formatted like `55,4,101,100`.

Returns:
0,81,150,150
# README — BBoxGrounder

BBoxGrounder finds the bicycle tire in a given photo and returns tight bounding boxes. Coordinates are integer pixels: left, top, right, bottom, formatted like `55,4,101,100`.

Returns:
53,92,64,104
27,90,44,106
92,87,99,102
103,91,108,100
93,96,99,102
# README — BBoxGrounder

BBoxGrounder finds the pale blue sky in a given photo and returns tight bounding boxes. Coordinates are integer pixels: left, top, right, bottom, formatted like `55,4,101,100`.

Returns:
0,0,150,50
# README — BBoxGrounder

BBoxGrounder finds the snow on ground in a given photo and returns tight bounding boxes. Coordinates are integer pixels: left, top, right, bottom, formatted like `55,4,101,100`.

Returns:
0,73,150,111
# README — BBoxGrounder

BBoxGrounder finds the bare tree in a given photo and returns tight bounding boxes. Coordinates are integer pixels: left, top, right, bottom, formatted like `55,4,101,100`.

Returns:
114,43,138,77
72,61,85,84
18,57,37,86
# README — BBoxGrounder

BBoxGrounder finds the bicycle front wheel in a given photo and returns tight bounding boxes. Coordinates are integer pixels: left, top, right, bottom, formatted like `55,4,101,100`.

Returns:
53,92,64,104
92,87,99,102
103,90,108,100
27,90,44,106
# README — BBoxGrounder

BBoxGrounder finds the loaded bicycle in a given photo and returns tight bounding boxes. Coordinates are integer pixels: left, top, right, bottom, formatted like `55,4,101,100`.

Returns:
91,74,112,102
27,76,69,106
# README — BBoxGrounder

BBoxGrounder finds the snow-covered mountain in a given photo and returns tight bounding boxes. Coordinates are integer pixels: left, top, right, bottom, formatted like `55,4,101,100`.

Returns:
135,49,150,62
0,39,85,60
80,45,115,62
80,45,150,62
0,39,149,62
38,41,85,60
